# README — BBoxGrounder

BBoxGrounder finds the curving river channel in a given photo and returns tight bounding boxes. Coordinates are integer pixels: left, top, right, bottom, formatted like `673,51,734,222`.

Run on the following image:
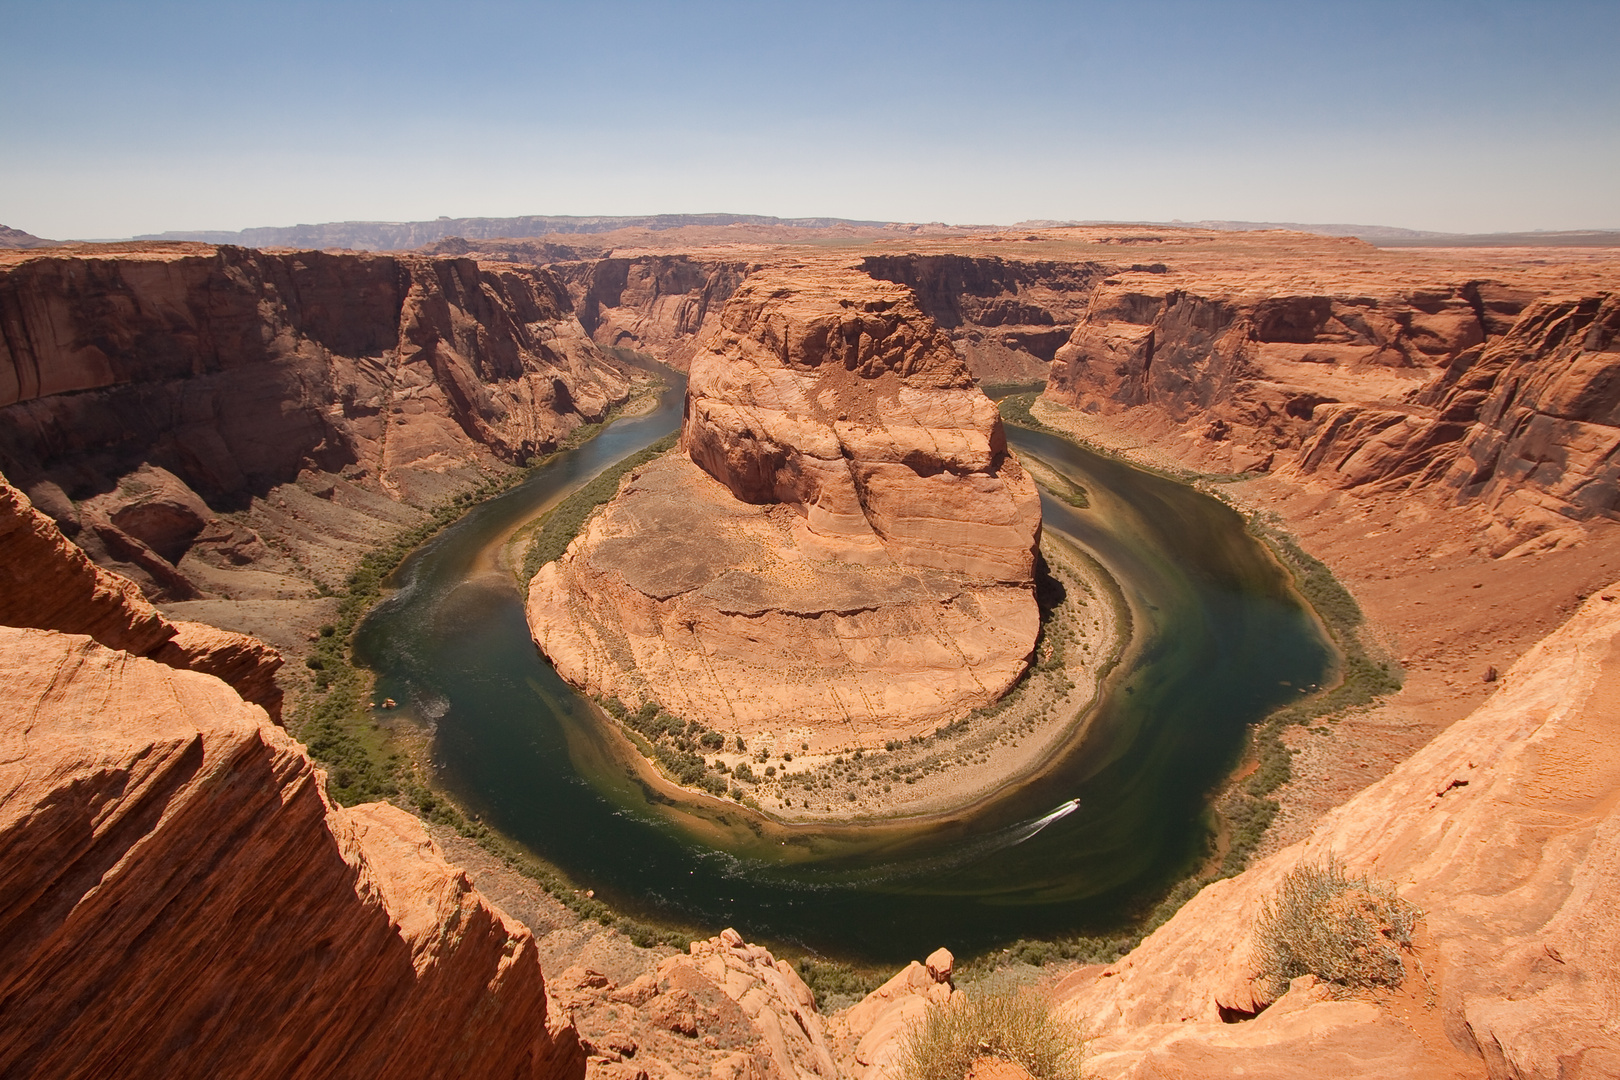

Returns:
354,379,1333,964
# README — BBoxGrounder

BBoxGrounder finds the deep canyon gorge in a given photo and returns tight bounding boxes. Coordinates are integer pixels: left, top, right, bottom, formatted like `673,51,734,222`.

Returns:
3,222,1620,1079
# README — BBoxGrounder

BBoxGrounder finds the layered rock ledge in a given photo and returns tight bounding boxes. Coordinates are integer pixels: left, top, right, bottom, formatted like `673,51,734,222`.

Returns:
1054,583,1620,1079
0,626,581,1080
527,268,1042,749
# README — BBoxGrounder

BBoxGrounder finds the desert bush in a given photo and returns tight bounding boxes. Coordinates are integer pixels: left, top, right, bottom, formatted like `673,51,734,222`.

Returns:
901,989,1082,1080
1252,856,1419,998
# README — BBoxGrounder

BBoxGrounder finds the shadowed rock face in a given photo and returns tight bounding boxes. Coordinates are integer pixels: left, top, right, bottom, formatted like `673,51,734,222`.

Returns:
1282,292,1620,555
859,253,1106,382
0,245,631,599
0,626,582,1080
0,247,629,480
528,268,1041,746
553,254,753,367
1046,276,1501,427
0,473,284,717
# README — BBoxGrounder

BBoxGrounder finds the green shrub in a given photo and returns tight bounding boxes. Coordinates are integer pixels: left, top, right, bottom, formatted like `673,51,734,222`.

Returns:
1252,856,1419,998
901,989,1082,1080
520,434,677,583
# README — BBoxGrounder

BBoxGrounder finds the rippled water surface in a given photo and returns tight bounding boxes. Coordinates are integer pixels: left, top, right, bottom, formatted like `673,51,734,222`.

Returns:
355,385,1332,962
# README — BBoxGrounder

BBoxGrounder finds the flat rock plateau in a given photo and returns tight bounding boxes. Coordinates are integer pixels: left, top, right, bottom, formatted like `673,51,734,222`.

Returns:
3,222,1620,1078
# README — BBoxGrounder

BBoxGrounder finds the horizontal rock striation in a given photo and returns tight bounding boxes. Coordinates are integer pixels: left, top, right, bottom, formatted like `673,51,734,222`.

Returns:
1040,267,1620,549
1046,272,1512,430
860,253,1108,382
0,244,630,599
1055,585,1620,1079
553,254,753,368
1291,292,1620,552
684,269,1041,581
0,625,581,1080
0,472,284,717
528,268,1041,746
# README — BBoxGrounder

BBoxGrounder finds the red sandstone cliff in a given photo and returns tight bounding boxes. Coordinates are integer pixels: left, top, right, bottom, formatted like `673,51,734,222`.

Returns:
1290,292,1620,552
0,473,284,716
0,626,581,1080
527,267,1041,747
1052,583,1620,1079
859,253,1105,383
548,252,1105,384
0,244,632,600
552,254,753,367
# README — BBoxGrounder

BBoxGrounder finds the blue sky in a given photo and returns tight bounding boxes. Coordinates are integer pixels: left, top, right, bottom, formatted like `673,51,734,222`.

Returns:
4,0,1617,238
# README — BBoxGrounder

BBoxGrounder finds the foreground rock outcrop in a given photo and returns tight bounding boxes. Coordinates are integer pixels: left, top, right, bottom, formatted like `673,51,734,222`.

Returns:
0,472,284,716
528,268,1041,746
0,626,581,1080
1055,584,1620,1079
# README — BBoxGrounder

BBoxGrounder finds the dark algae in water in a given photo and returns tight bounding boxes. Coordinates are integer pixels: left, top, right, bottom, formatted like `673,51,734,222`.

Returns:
352,384,1334,964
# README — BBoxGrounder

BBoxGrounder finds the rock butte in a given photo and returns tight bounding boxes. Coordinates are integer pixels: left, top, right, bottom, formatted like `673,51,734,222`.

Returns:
526,268,1042,747
3,224,1620,1078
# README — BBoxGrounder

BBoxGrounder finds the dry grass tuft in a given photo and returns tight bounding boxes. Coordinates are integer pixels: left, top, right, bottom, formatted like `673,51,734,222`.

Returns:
900,988,1082,1080
1252,855,1420,999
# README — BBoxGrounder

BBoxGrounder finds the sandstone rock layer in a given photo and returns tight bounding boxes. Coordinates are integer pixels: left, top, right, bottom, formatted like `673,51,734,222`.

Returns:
0,473,284,716
0,244,631,599
528,268,1040,746
1056,585,1620,1079
0,626,580,1080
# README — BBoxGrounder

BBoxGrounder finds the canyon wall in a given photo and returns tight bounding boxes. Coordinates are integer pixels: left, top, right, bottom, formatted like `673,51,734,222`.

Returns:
0,626,581,1080
546,252,1108,384
0,473,284,716
1042,259,1620,550
1295,292,1620,553
860,253,1106,383
0,244,632,600
1044,269,1519,449
551,255,753,367
0,476,581,1079
527,267,1041,747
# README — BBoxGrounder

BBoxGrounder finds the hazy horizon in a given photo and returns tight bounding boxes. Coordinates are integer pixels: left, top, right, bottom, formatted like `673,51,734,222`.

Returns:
5,0,1618,240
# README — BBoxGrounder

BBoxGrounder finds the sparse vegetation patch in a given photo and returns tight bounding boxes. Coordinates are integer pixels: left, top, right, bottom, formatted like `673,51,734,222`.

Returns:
520,433,678,584
1252,856,1420,998
901,988,1083,1080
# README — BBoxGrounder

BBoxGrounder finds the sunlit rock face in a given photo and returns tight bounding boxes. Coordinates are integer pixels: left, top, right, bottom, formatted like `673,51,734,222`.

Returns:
528,267,1041,747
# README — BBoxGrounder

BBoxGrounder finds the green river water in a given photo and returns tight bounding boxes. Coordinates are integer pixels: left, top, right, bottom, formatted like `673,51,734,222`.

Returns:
353,381,1333,963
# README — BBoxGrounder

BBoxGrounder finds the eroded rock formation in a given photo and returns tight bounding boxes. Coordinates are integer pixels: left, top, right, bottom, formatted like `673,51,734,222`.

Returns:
1054,585,1620,1079
554,255,753,367
528,268,1041,746
0,473,284,716
860,254,1105,383
1045,269,1515,450
1041,248,1620,553
1292,292,1620,554
0,626,581,1080
0,244,631,600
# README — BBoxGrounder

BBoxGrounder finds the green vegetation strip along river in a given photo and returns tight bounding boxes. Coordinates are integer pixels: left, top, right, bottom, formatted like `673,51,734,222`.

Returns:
347,380,1347,964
